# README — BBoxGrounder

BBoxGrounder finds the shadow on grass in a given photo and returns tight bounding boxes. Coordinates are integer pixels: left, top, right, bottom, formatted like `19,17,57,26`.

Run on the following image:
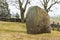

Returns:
0,29,26,33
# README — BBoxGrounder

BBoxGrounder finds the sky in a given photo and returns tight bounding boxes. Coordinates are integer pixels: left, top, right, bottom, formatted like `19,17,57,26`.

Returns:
7,0,60,17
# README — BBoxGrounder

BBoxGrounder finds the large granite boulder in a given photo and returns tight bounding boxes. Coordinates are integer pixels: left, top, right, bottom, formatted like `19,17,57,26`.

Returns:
26,6,51,34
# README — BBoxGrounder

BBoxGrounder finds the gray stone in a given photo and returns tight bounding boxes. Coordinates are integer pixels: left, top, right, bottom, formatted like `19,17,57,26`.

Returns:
26,6,51,34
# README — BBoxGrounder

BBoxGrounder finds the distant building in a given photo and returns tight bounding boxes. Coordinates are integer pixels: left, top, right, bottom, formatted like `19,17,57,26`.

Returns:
0,0,10,18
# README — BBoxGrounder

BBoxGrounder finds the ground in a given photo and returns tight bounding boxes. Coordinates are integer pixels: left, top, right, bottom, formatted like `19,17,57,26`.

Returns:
0,21,60,40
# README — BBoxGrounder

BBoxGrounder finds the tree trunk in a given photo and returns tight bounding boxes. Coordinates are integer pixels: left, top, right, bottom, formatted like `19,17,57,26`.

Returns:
21,12,24,22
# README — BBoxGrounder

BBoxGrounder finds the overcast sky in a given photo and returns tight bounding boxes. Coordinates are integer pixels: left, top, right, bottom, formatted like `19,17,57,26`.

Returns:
7,0,60,17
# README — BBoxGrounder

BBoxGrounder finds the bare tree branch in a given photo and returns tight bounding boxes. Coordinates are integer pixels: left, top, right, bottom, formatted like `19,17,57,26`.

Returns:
24,0,28,11
43,0,48,11
40,0,44,6
47,0,50,3
18,0,22,10
48,1,60,11
41,0,60,13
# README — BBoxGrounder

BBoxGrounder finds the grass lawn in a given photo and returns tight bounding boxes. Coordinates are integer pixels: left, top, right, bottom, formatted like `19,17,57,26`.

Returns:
0,21,60,40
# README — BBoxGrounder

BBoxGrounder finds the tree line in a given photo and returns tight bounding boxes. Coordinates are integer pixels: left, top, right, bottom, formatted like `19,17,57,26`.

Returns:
0,0,60,22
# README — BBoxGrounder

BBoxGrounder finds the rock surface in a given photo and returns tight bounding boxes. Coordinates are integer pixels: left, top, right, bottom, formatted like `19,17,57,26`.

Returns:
26,6,51,34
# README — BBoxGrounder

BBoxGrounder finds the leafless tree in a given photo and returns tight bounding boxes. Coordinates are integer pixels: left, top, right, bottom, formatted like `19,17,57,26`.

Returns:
40,0,60,13
18,0,30,22
8,0,30,22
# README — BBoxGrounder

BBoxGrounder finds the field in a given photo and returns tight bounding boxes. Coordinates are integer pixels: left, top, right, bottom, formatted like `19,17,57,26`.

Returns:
0,18,60,40
50,17,60,24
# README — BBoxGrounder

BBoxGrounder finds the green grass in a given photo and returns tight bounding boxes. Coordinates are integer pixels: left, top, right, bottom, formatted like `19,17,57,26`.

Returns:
51,17,60,21
0,21,60,40
50,17,60,24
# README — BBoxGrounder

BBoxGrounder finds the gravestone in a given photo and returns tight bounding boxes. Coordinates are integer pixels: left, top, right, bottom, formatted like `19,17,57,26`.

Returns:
51,22,56,30
56,23,60,31
26,6,51,34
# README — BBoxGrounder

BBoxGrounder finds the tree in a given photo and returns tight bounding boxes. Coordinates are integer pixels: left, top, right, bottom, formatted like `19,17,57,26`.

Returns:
9,0,30,22
18,0,30,22
40,0,60,13
15,13,19,19
0,0,11,18
5,1,11,18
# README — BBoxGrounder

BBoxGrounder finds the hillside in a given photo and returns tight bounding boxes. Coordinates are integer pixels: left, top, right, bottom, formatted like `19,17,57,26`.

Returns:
0,21,60,40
